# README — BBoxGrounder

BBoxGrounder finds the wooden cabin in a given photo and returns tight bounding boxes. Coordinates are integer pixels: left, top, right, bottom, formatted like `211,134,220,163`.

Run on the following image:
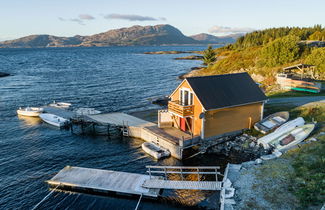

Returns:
163,72,267,140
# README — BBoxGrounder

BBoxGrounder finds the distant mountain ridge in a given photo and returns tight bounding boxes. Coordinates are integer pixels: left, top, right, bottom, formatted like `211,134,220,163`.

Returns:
0,25,240,48
190,33,244,44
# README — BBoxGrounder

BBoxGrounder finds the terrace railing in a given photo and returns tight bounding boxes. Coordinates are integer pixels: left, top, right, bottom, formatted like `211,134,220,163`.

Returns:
168,100,194,117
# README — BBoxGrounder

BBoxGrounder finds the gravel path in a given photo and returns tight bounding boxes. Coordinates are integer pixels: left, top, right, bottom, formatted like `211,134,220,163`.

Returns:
268,96,325,106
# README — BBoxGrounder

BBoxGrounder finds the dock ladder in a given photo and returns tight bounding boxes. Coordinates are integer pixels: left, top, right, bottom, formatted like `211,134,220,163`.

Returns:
122,121,129,136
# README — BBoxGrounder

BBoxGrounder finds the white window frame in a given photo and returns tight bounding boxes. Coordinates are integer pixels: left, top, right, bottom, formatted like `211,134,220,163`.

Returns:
179,88,193,106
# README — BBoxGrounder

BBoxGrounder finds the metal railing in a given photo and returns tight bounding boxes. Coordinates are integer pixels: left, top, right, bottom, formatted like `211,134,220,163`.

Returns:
168,100,194,117
146,165,220,181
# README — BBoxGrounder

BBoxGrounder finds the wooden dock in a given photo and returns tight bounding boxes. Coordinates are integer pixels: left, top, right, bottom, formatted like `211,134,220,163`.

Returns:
86,112,154,127
47,166,161,198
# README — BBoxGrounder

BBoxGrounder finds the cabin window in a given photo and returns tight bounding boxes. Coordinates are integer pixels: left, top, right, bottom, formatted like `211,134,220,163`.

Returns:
179,88,193,106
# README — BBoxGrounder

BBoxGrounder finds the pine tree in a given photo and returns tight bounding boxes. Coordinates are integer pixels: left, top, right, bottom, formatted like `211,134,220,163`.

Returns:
202,45,216,66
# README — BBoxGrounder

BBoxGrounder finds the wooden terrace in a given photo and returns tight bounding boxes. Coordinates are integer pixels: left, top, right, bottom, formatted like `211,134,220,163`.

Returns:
168,100,194,117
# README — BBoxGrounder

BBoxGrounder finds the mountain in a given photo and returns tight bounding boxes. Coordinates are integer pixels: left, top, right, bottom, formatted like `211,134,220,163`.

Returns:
0,24,202,48
190,33,244,44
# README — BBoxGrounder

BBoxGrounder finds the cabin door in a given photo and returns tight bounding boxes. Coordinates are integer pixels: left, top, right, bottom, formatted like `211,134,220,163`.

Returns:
180,118,186,131
180,117,191,132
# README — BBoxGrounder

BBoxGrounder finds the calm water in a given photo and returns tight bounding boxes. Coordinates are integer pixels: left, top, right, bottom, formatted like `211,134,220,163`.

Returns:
0,46,229,209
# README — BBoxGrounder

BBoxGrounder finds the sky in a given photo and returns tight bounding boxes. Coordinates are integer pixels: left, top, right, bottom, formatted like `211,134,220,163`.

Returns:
1,0,324,41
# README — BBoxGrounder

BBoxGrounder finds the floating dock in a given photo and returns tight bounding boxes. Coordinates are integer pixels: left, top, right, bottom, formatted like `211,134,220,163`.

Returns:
47,166,161,198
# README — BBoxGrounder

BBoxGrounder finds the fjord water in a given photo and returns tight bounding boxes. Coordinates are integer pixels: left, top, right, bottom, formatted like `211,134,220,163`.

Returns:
0,46,226,209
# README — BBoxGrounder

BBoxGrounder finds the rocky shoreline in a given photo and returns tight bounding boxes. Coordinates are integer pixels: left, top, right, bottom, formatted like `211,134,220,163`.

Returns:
174,55,203,60
207,133,271,160
143,50,201,54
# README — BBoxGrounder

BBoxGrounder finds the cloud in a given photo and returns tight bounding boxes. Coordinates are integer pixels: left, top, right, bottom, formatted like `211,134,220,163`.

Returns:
79,14,95,20
208,26,255,34
70,18,85,25
104,14,166,21
58,14,95,25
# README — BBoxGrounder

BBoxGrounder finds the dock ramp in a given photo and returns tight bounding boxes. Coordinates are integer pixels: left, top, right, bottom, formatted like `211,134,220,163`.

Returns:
143,165,222,191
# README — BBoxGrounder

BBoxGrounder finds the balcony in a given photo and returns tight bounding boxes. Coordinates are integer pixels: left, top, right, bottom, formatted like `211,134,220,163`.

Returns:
168,100,194,117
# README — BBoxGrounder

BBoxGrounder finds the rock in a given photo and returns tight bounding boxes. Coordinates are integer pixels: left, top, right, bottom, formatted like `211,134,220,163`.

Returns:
224,179,232,188
261,153,277,160
174,55,203,60
225,188,235,198
308,137,318,142
255,158,263,164
224,198,236,204
242,160,255,167
144,50,194,54
249,142,256,148
151,96,169,106
0,72,10,77
272,150,282,157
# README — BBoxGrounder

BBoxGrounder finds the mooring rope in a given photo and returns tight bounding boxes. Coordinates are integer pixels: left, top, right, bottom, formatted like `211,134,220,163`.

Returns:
31,185,59,210
134,193,143,210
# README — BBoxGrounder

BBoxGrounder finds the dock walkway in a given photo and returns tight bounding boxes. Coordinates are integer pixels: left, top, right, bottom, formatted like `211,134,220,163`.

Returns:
86,112,154,127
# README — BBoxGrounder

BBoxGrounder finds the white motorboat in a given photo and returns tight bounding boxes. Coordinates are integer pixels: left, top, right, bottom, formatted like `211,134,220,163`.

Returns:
141,142,170,159
75,108,101,116
39,113,69,127
49,101,72,109
254,111,289,134
17,107,43,117
258,117,305,148
268,124,315,151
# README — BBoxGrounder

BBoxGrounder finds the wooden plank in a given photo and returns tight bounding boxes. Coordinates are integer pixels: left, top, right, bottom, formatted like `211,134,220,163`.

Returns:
86,112,154,127
47,166,160,197
143,179,222,190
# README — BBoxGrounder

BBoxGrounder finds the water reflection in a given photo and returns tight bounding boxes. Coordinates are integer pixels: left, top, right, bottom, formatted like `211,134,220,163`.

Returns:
18,115,42,126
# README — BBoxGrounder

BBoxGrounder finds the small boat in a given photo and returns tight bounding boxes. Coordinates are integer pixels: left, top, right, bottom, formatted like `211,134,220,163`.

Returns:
17,107,44,117
254,111,289,134
258,117,305,148
141,142,170,159
39,113,69,127
75,108,101,116
268,124,315,151
49,101,72,109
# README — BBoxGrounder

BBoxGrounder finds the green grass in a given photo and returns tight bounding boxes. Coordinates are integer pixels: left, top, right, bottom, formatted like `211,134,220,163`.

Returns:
264,103,325,122
284,136,325,207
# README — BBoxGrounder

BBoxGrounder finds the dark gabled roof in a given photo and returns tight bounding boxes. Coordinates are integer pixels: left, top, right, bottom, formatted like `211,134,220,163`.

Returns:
186,72,267,110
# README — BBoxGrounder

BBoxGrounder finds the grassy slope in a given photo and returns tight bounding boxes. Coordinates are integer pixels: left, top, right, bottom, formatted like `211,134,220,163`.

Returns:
248,103,325,209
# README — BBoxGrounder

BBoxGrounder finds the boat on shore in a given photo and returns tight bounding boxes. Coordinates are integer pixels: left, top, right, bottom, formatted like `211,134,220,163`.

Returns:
141,142,170,159
17,107,44,117
254,111,289,134
258,117,305,148
268,124,315,151
49,101,72,109
39,113,69,127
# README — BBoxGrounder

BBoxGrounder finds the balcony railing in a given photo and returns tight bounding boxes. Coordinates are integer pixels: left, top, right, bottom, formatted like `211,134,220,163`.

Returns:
168,100,194,117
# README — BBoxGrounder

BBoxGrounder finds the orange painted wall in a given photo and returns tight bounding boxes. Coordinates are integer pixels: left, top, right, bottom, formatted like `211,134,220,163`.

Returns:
170,80,202,136
204,102,263,138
